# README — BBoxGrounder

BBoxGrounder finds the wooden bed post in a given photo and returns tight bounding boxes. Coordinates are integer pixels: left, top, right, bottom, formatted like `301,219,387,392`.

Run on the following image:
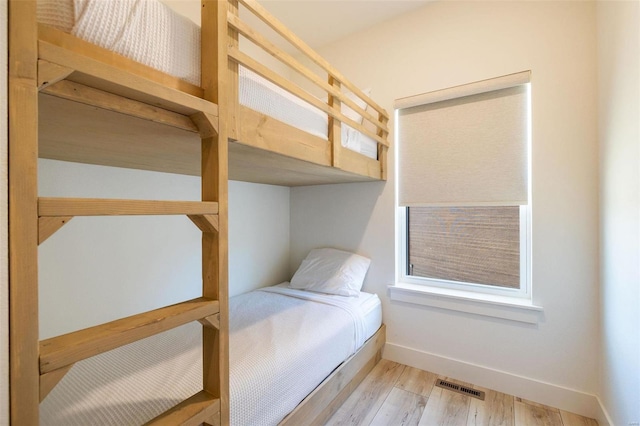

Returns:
202,0,230,425
8,0,40,424
328,76,342,169
377,113,389,181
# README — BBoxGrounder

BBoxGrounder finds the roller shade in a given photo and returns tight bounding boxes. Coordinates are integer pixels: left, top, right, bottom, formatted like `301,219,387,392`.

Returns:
396,71,530,207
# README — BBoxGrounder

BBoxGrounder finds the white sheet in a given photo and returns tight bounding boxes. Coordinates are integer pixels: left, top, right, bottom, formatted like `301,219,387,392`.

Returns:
40,284,382,425
37,0,379,160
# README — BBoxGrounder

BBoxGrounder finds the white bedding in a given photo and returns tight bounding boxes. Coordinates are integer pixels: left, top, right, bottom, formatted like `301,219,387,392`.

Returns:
36,0,379,160
40,284,382,425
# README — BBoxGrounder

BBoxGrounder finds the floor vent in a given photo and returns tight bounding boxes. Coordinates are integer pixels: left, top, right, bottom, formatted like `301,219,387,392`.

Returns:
435,379,486,401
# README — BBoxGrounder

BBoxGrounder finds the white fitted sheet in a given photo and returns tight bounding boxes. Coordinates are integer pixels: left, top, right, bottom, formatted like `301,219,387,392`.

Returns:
40,284,382,425
36,0,378,159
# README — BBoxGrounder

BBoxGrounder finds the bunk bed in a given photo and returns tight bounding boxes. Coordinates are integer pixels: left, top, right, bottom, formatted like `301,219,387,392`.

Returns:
8,0,390,424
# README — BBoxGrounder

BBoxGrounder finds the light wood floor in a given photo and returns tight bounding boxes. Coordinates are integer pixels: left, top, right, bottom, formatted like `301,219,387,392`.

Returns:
326,359,598,426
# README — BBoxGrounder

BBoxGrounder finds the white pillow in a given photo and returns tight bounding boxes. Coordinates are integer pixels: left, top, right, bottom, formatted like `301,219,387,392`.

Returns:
290,248,371,297
341,88,371,125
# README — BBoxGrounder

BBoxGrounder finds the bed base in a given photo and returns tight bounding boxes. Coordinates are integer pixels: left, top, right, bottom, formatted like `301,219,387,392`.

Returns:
280,324,386,426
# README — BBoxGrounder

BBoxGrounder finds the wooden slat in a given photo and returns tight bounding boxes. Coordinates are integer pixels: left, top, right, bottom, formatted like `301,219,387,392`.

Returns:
237,105,331,166
37,59,73,89
39,365,72,402
188,214,220,233
42,80,200,133
236,0,388,119
144,391,220,426
40,298,220,374
38,38,218,117
228,47,389,148
329,76,342,168
226,14,387,134
38,198,218,217
8,0,40,423
38,216,73,244
339,148,382,180
39,24,203,98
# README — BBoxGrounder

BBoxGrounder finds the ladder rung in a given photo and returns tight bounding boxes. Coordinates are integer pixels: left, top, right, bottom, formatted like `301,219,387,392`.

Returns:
40,298,219,374
38,198,219,217
144,391,220,426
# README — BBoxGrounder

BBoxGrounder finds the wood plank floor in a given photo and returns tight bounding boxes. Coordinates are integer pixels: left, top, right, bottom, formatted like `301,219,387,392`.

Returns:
326,359,598,426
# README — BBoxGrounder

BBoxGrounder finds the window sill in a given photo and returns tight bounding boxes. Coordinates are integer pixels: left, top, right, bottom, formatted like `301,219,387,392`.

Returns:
389,282,543,325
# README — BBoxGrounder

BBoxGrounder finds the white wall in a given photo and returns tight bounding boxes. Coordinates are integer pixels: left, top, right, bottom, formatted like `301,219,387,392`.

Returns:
1,0,8,423
291,0,601,416
39,160,289,338
597,1,640,425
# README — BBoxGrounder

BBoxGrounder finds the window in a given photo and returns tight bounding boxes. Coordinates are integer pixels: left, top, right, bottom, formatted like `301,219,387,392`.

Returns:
396,72,531,298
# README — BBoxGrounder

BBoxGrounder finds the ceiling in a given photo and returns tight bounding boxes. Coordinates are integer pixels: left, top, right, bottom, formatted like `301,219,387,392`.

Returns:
163,0,431,49
256,1,431,48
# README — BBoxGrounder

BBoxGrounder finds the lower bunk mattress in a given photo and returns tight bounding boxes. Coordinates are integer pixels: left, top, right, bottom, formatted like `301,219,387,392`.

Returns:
36,0,379,160
40,284,382,425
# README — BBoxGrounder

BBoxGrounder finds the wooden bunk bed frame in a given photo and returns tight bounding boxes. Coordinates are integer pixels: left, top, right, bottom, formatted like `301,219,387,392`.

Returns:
8,0,390,424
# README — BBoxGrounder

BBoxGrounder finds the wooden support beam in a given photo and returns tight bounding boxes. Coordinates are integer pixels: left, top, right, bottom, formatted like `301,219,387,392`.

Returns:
37,59,74,90
190,111,219,138
42,80,200,133
188,214,219,233
38,198,218,217
9,0,40,423
38,216,73,244
201,1,230,424
199,313,220,330
144,391,220,426
329,76,342,168
39,364,73,402
40,298,220,374
377,113,389,181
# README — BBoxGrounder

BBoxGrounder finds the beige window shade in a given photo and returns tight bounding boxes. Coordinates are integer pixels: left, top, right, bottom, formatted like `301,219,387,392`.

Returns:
396,71,530,207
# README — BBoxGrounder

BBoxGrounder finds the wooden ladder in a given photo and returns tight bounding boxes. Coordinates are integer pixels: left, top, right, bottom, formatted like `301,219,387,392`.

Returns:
7,1,230,424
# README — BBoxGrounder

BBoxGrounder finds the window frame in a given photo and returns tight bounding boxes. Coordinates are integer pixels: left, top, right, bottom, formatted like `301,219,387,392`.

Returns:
394,81,533,301
397,204,532,299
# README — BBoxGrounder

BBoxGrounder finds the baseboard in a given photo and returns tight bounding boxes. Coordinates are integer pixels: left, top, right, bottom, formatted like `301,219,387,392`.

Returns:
384,342,607,422
593,395,614,426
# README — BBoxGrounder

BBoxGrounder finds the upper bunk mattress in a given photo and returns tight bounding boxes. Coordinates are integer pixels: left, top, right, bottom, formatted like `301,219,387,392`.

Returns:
39,284,382,425
36,0,379,160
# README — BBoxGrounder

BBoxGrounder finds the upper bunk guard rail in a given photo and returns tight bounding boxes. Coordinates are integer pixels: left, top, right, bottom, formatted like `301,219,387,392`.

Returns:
235,0,388,122
227,0,390,181
37,24,218,118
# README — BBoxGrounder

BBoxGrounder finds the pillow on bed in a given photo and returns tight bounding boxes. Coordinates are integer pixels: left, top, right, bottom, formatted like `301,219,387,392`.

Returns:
341,88,371,125
290,248,371,297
